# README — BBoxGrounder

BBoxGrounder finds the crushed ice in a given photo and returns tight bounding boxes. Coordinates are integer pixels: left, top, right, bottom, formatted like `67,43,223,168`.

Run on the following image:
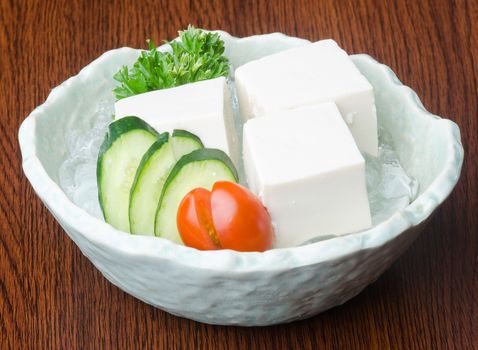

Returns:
58,99,113,219
365,126,418,225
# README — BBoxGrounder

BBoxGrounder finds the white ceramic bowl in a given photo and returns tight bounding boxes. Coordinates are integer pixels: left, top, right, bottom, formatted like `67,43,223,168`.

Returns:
19,32,463,326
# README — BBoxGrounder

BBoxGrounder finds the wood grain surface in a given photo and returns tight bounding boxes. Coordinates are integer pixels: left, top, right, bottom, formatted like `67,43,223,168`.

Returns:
1,0,477,349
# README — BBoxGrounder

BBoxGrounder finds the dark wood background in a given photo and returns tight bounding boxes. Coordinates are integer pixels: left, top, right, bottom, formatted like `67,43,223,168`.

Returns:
1,0,477,349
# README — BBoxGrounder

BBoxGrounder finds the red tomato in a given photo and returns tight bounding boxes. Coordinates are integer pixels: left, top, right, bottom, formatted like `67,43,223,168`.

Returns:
177,181,274,252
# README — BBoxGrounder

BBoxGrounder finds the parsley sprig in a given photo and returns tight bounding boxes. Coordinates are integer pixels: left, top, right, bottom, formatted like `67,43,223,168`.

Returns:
113,26,230,100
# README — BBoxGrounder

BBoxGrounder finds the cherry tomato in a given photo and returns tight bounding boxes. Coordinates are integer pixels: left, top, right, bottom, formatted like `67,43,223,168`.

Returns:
177,181,274,252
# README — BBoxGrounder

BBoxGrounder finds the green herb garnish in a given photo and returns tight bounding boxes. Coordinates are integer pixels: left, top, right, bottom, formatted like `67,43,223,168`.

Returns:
113,26,230,100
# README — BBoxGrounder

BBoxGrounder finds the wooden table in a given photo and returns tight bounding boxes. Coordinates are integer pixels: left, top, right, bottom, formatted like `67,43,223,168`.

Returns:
1,0,476,348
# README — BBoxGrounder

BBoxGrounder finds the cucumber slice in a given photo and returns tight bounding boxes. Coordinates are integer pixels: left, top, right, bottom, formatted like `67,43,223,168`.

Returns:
170,129,204,163
171,129,203,154
129,130,203,235
97,116,159,232
154,148,239,244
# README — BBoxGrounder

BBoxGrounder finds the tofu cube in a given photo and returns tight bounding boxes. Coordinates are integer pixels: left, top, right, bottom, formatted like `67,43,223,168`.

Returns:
243,102,372,248
235,39,378,156
115,77,237,161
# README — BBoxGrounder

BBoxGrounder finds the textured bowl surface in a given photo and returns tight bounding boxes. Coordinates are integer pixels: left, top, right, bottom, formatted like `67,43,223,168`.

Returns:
19,32,463,326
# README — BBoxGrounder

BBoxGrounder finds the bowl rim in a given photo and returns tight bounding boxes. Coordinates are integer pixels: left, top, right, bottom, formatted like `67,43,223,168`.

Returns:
18,32,464,272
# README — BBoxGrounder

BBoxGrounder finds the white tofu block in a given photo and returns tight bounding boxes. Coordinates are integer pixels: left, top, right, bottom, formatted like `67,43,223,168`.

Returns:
114,77,237,161
243,102,372,248
235,39,378,156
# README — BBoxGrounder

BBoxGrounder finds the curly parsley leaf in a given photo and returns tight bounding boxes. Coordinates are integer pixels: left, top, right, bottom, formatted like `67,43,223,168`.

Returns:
113,26,230,100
